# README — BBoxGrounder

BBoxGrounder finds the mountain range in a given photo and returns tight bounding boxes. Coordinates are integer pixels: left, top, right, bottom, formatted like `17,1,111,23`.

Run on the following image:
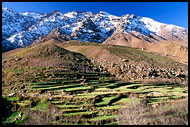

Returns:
2,7,188,52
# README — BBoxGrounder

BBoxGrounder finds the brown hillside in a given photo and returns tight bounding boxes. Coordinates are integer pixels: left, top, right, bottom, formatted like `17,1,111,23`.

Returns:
147,41,188,63
102,31,188,63
2,39,95,73
61,40,188,85
103,31,154,49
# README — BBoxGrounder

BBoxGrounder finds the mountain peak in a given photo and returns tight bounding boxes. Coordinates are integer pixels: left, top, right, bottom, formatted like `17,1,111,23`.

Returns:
2,7,188,52
2,7,12,11
2,7,17,14
98,11,111,15
2,7,8,10
52,10,61,13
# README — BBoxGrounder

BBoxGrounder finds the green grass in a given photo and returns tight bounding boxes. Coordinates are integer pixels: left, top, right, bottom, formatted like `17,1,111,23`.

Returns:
90,115,117,121
17,102,29,106
7,97,20,101
56,105,80,108
63,111,95,116
50,100,63,104
97,105,122,110
2,112,20,125
31,102,47,111
94,87,115,92
96,96,117,105
17,100,31,106
170,95,184,99
31,98,48,111
64,86,91,92
104,122,118,125
113,98,130,105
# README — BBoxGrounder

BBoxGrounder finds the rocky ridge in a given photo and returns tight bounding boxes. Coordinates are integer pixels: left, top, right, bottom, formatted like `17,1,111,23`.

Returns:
2,7,188,52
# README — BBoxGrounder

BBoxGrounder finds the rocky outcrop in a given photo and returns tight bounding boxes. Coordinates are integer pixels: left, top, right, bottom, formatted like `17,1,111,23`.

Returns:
71,17,104,42
86,46,188,85
91,58,188,85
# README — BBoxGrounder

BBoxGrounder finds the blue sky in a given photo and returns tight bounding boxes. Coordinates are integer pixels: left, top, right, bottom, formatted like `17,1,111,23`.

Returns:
2,2,188,28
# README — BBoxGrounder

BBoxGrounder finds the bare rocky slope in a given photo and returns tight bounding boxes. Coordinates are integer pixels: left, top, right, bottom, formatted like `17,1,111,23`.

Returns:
60,40,188,85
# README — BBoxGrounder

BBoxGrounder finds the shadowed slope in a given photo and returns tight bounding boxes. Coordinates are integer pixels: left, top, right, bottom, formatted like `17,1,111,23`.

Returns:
2,39,94,73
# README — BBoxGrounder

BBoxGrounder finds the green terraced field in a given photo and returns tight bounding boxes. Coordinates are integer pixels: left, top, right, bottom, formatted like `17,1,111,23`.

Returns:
3,67,188,125
89,115,117,122
63,111,95,116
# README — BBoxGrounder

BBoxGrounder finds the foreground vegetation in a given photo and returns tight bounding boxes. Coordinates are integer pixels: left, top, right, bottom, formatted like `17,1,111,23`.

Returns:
2,66,188,125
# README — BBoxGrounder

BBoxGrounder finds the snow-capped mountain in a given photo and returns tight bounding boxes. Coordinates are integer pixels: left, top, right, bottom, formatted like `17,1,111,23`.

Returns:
2,7,188,52
2,7,38,52
21,11,45,20
141,17,188,42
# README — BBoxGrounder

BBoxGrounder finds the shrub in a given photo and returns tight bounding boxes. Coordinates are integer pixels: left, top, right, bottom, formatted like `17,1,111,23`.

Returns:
152,99,188,125
116,95,150,125
21,102,62,125
116,95,188,125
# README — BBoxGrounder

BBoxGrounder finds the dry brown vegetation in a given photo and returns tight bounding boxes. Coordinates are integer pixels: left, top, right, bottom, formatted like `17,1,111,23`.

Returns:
148,41,188,63
116,95,188,125
21,103,62,125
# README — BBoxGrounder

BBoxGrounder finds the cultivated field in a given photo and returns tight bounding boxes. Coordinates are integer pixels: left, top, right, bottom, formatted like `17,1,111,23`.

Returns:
2,66,188,125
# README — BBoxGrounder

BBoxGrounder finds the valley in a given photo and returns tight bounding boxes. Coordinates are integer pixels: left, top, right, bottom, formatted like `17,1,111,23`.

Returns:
2,39,188,125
